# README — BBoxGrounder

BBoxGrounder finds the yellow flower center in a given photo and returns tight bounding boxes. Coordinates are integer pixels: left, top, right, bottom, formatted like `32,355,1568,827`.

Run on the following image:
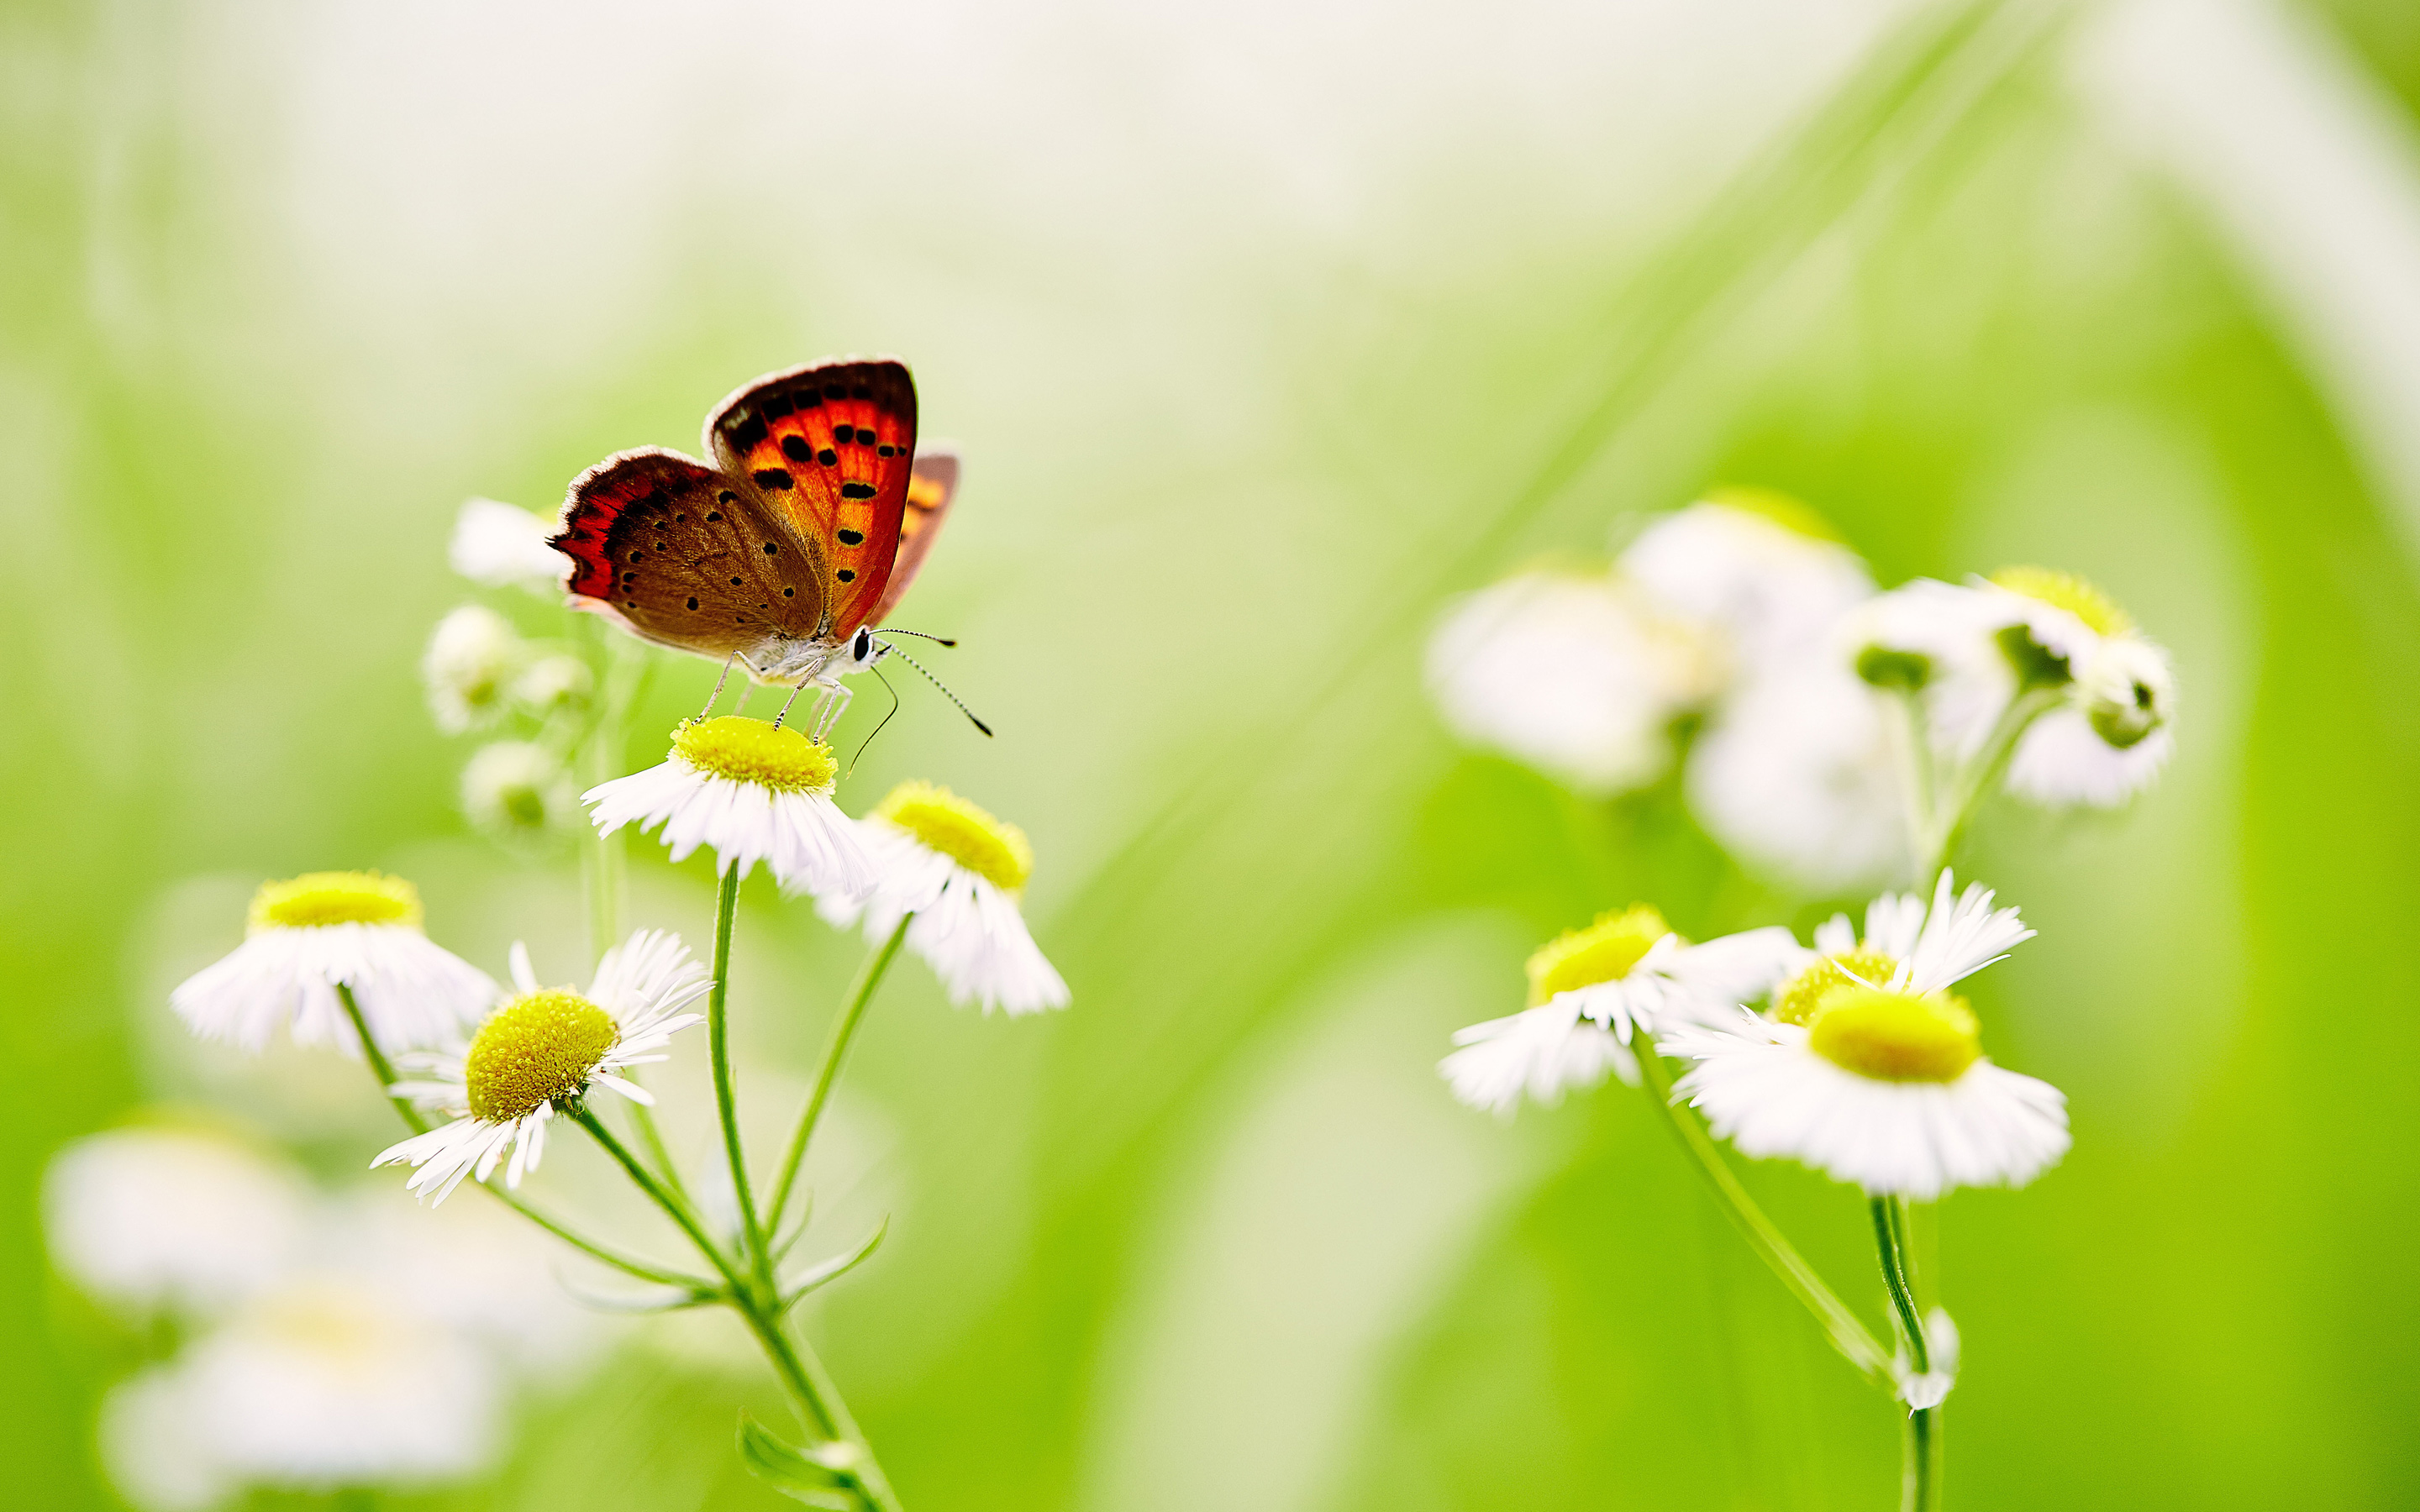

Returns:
248,871,424,932
876,780,1034,891
671,717,837,793
1527,905,1671,1005
1989,566,2133,638
1704,485,1845,544
463,990,618,1122
1772,948,1899,1026
1806,986,1980,1083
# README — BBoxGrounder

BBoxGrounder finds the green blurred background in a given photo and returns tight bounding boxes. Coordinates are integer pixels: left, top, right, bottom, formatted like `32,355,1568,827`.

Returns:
8,0,2420,1505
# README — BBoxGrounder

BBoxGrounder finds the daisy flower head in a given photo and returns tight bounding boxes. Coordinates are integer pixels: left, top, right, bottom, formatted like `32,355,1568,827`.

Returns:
171,872,497,1056
1985,570,2176,806
44,1125,312,1319
449,496,568,592
1440,906,1805,1117
422,605,527,735
103,1280,502,1504
1618,487,1874,681
584,716,877,898
1662,872,2066,1200
373,931,708,1205
820,780,1069,1016
1424,566,1707,795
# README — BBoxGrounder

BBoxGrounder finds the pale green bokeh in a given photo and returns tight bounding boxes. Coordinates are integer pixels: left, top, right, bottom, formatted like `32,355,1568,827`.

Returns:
8,2,2420,1508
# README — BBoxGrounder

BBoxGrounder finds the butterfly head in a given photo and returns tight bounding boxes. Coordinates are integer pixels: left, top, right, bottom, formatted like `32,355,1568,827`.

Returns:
844,627,892,675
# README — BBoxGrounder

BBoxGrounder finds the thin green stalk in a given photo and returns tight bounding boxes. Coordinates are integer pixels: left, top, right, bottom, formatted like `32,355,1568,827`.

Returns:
337,984,710,1289
1872,1197,1939,1512
768,916,913,1232
576,1105,904,1509
334,983,429,1135
1917,689,2054,881
706,868,767,1268
1635,1038,1890,1378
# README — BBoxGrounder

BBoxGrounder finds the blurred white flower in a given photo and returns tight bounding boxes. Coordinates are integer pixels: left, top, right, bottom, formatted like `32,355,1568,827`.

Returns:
329,1188,598,1375
422,605,527,735
1426,568,1704,794
44,1126,312,1319
1660,872,2065,1199
2002,616,2176,807
1618,489,1874,681
449,496,567,591
818,780,1068,1016
375,931,708,1205
585,717,876,897
460,740,578,848
1899,1306,1960,1410
135,1282,501,1495
1686,660,1908,891
508,652,593,715
170,872,497,1056
98,1367,229,1512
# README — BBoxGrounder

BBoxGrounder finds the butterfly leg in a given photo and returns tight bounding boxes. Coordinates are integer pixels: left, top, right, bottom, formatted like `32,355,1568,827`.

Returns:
809,680,855,743
699,654,739,719
770,680,811,732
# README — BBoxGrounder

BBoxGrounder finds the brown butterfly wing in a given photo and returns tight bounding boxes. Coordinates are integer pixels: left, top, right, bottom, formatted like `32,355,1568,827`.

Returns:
704,357,917,640
550,448,826,658
869,445,960,627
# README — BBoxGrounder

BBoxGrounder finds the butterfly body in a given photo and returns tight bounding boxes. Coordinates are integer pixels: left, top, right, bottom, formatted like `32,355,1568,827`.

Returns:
549,357,959,690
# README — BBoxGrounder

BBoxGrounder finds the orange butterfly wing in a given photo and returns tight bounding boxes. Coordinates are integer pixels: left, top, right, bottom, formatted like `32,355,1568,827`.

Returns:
870,445,960,627
704,357,917,642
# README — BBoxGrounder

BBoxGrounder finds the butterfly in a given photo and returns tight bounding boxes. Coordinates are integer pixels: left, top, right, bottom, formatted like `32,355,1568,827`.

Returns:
547,356,960,722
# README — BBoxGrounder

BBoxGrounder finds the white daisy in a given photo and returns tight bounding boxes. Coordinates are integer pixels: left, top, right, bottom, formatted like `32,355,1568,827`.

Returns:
422,604,527,735
1424,567,1706,794
1984,568,2178,807
107,1281,502,1497
43,1126,313,1318
170,872,497,1056
1618,488,1874,681
448,496,568,591
1686,658,1908,890
460,739,579,848
1440,906,1804,1116
1661,871,2067,1199
584,716,877,898
818,780,1069,1015
372,930,708,1205
1843,576,2013,758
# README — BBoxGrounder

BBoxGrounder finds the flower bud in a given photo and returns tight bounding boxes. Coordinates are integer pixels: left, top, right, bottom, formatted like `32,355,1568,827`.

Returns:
424,606,525,735
461,741,576,847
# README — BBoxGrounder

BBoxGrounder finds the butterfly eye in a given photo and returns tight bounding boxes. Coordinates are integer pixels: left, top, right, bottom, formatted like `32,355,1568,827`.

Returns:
852,628,873,661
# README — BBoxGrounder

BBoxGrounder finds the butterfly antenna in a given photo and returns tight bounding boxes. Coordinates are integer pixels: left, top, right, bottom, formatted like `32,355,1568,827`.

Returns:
875,627,959,648
850,665,904,773
879,645,993,738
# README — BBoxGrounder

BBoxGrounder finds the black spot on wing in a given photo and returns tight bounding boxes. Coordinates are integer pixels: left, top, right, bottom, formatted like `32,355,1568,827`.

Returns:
753,469,794,491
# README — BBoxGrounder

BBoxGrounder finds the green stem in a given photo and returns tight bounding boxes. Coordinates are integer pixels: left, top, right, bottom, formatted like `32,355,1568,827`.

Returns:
1872,1196,1939,1512
768,916,913,1234
707,867,767,1268
334,983,429,1135
1635,1037,1891,1378
575,1104,905,1509
1918,688,2055,882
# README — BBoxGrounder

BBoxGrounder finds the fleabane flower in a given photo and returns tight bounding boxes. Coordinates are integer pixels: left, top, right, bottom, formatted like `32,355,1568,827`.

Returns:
1660,871,2067,1199
373,931,708,1205
449,496,567,592
583,717,876,898
1424,567,1706,794
460,740,578,848
1439,906,1803,1117
422,605,527,735
44,1126,313,1318
1986,568,2176,806
819,780,1069,1015
1618,487,1874,681
1686,659,1907,890
171,872,497,1056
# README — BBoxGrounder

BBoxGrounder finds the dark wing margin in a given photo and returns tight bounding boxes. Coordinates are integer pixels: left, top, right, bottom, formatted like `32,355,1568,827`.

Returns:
870,444,960,627
703,356,918,639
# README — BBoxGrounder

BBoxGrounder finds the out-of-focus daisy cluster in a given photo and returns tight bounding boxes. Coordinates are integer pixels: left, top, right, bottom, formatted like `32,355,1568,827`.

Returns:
1425,486,2177,889
43,1121,593,1510
421,498,597,850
